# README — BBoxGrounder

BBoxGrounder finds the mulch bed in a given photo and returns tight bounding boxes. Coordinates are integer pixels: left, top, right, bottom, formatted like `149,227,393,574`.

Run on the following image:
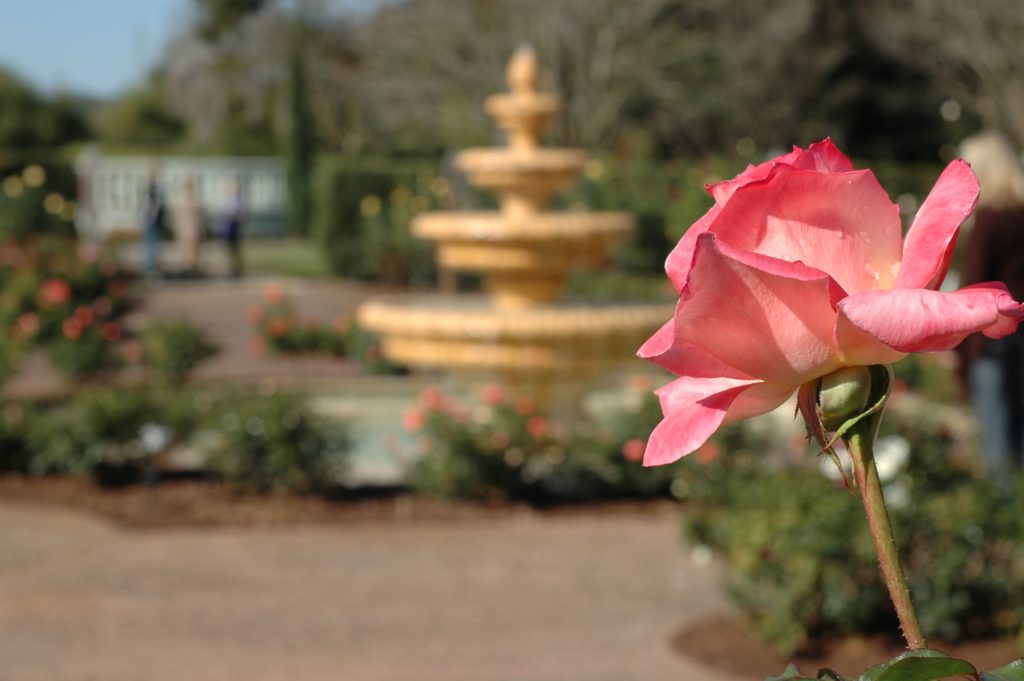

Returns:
673,614,1022,679
0,474,678,529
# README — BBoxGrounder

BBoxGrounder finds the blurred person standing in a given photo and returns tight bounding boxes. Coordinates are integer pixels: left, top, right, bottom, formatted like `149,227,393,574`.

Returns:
175,175,205,274
221,179,246,279
956,130,1024,476
142,164,165,276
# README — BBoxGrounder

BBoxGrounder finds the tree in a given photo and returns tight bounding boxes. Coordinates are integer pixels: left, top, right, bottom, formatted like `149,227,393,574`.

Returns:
194,0,269,42
93,77,185,147
864,0,1024,148
0,68,90,149
286,20,315,235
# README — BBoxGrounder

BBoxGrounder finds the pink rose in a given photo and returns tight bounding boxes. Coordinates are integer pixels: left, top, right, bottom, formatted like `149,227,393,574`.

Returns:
480,383,505,406
526,415,548,438
403,408,426,433
40,278,71,306
621,438,646,462
638,139,1024,466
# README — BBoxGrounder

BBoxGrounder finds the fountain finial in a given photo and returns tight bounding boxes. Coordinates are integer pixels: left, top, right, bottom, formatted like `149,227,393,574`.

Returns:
507,45,538,95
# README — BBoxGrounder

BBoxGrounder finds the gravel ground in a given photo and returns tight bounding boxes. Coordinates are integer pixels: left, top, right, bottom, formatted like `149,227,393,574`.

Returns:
0,502,749,681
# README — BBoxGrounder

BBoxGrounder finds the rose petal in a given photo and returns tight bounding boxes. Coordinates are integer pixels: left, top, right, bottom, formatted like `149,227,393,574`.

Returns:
709,164,903,294
837,284,1024,353
637,316,755,379
789,138,855,173
668,233,841,384
664,202,725,292
895,160,979,290
644,377,757,465
722,381,798,425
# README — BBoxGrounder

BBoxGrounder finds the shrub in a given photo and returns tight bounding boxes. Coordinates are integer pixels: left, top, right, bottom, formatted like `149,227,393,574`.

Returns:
566,145,745,275
0,159,78,243
141,319,218,383
205,393,349,494
249,283,347,357
408,382,678,503
0,401,33,472
46,323,121,379
313,155,438,284
684,398,1024,655
24,387,197,482
0,237,134,379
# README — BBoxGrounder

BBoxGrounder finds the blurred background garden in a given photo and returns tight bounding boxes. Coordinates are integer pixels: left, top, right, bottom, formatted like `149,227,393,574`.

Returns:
1,1,1024,680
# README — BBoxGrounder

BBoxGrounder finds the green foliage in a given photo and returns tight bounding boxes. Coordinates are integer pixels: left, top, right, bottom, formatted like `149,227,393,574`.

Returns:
6,387,350,495
767,649,1024,681
141,320,218,383
893,353,961,404
194,0,268,42
286,26,315,236
25,387,190,480
0,237,134,380
0,401,33,472
206,392,349,494
46,324,120,379
686,408,1024,656
409,383,677,503
94,83,185,147
0,160,78,242
0,68,89,148
0,337,22,386
249,285,347,357
342,321,407,375
567,145,745,275
312,155,439,284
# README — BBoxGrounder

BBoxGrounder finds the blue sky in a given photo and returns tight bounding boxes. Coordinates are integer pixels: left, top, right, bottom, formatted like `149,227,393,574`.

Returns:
0,0,389,99
0,0,189,98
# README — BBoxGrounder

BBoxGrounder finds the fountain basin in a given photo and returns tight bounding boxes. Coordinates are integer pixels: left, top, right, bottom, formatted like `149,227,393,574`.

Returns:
412,211,633,272
357,294,673,374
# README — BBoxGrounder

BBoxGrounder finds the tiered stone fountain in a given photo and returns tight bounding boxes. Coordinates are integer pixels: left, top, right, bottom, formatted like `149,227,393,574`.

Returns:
358,48,672,393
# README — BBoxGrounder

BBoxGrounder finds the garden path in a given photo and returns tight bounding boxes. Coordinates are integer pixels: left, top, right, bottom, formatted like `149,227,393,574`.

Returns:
0,500,747,681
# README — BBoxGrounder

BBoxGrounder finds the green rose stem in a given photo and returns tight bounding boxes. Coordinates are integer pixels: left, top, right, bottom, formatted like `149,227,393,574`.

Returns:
846,425,927,650
807,365,927,651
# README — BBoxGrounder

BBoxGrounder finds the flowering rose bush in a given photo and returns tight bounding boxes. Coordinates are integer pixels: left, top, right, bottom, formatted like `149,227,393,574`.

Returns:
639,140,1024,466
408,383,678,502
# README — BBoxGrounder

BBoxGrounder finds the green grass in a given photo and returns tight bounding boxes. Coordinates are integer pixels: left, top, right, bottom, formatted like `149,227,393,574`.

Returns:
243,238,330,279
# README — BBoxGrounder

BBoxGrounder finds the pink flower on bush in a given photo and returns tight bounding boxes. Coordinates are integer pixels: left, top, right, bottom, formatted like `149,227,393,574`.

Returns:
245,305,263,325
61,317,83,340
638,139,1024,466
13,312,39,339
515,397,535,416
74,305,94,326
40,278,71,306
268,318,291,338
263,282,285,305
481,383,505,406
101,322,122,342
419,386,446,411
526,415,548,438
621,438,646,462
403,408,426,433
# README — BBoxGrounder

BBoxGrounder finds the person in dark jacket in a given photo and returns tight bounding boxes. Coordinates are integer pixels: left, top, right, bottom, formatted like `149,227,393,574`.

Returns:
956,130,1024,476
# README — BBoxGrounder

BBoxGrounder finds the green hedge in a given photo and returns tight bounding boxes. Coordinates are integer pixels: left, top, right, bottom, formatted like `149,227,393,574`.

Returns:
313,155,439,284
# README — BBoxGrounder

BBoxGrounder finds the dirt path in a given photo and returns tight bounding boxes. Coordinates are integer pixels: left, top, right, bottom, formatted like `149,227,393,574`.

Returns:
0,501,748,681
